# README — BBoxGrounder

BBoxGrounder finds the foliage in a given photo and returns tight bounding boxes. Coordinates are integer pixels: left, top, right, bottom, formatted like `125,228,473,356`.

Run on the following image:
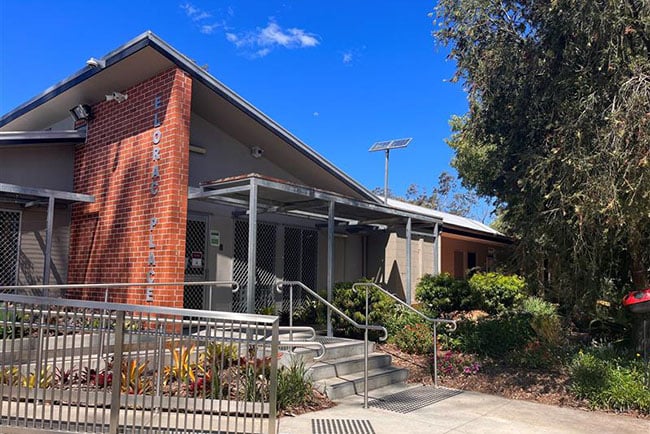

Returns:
569,349,650,413
404,171,482,218
331,281,395,339
120,359,153,394
521,297,563,346
436,350,481,377
468,272,526,315
434,0,650,310
276,357,314,411
0,367,20,385
390,323,436,355
199,342,239,370
22,367,53,389
163,343,196,384
416,273,475,316
453,313,534,358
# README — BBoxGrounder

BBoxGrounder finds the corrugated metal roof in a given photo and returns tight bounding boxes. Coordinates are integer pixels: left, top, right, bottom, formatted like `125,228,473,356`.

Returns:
385,198,505,237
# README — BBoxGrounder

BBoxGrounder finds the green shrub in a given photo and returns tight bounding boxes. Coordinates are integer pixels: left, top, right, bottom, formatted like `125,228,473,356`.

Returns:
331,281,395,339
454,313,534,358
569,349,650,413
469,272,526,315
390,323,435,355
521,296,563,346
415,273,474,316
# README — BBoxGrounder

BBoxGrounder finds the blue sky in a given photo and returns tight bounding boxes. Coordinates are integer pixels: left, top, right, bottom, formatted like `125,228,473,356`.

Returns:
0,1,477,215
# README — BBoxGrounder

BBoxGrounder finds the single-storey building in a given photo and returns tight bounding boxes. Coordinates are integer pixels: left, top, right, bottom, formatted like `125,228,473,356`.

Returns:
0,32,510,315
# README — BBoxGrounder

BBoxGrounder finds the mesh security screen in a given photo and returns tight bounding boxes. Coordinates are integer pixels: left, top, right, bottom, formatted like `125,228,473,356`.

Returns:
183,217,207,310
232,220,277,313
0,210,20,290
282,227,318,312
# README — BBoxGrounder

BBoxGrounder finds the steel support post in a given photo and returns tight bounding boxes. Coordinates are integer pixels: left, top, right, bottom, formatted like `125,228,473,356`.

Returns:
327,201,335,337
433,222,440,275
247,179,258,314
384,149,390,204
43,196,55,291
406,217,412,304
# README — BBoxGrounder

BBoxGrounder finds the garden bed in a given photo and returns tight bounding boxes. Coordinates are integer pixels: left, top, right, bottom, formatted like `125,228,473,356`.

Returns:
378,343,648,419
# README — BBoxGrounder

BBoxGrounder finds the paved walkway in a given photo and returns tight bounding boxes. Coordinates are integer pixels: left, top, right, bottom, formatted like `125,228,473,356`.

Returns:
277,386,649,434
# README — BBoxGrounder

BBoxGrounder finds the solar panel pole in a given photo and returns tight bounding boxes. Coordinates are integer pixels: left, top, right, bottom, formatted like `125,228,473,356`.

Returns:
384,149,390,204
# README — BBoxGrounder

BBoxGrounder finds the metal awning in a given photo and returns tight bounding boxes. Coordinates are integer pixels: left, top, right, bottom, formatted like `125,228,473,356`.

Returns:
0,130,86,146
189,174,442,329
0,182,94,288
189,173,441,231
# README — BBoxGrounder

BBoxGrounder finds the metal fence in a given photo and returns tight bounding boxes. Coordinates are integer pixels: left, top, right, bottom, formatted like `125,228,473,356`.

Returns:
0,291,279,434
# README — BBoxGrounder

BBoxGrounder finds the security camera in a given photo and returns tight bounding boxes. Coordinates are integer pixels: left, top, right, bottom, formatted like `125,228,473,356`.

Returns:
105,91,128,103
250,146,264,158
86,57,106,68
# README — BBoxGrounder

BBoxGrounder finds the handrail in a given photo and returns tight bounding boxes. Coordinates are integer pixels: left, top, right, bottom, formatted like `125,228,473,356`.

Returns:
276,280,388,409
279,341,326,361
275,281,388,341
352,282,457,388
278,326,317,341
352,282,457,330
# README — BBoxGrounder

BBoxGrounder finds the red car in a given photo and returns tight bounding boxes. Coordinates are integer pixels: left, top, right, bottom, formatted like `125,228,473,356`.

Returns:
622,288,650,314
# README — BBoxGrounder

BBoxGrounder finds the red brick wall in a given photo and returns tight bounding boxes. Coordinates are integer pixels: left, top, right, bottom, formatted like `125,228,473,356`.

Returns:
67,67,192,307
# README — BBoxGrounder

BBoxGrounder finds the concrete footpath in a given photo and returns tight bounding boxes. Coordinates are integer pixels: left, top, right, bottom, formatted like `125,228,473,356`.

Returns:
276,386,649,434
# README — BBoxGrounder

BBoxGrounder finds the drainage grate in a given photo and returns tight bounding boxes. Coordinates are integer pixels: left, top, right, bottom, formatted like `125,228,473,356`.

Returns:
311,419,375,434
368,386,462,414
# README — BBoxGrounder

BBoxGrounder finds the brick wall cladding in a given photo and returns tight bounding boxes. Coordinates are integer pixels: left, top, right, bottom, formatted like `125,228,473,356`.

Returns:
67,67,192,307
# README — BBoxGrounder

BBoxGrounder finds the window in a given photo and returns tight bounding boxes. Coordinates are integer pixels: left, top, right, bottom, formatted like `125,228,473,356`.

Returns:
0,210,21,287
467,252,477,270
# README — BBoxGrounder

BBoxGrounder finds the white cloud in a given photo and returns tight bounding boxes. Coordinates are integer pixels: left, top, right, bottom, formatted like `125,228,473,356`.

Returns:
200,23,221,35
313,111,320,117
226,19,320,57
342,51,353,64
180,3,211,21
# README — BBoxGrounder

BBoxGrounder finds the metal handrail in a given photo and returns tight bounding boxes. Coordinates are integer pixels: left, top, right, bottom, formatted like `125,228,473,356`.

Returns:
279,341,326,361
352,282,457,388
276,280,388,409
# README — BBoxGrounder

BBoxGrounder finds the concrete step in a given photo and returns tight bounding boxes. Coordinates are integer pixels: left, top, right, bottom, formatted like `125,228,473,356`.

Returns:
308,352,392,381
314,366,409,400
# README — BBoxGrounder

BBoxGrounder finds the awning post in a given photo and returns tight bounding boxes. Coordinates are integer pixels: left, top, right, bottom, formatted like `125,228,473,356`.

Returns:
327,201,335,337
43,196,55,292
406,217,412,304
247,179,258,314
433,222,440,275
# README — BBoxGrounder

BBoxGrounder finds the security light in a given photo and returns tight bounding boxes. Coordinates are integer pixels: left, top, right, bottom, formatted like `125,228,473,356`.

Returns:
69,104,92,122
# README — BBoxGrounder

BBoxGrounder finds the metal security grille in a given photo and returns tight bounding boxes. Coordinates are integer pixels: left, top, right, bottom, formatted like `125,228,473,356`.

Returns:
311,419,375,434
184,217,207,310
282,227,318,312
368,386,462,413
232,220,277,313
0,210,20,290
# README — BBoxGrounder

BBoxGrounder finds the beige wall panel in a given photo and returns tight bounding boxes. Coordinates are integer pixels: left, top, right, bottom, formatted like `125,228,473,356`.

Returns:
0,144,74,191
188,113,302,186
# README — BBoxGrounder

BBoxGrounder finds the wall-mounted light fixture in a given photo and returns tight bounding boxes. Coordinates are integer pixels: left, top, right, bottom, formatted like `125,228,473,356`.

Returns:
69,104,93,122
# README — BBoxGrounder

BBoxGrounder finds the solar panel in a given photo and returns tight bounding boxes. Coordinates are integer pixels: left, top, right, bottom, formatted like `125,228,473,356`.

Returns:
369,138,412,152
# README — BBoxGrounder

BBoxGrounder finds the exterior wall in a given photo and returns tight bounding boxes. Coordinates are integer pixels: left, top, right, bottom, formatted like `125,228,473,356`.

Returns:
0,144,74,191
67,67,192,307
439,234,503,278
188,113,301,186
382,232,435,304
0,204,70,289
316,233,364,289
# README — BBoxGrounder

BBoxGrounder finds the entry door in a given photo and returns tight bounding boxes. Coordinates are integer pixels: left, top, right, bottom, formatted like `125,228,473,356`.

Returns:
184,215,208,310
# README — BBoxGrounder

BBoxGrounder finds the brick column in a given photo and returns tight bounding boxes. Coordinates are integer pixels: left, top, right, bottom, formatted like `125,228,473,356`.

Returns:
68,67,192,308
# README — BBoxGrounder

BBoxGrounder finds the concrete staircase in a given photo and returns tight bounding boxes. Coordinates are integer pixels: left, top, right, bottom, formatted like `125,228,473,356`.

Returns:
297,337,408,400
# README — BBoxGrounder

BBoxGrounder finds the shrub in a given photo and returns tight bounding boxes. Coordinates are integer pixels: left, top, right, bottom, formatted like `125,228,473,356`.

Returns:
331,281,395,339
469,272,526,315
436,351,481,377
453,313,534,358
521,296,563,346
277,357,314,411
390,323,435,355
569,349,650,413
415,273,474,316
